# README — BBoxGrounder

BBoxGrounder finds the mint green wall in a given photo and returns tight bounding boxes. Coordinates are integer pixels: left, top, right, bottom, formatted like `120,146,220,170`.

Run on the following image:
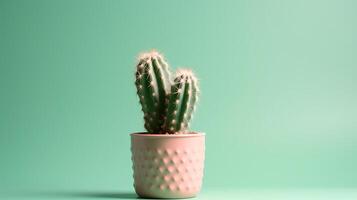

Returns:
1,0,357,192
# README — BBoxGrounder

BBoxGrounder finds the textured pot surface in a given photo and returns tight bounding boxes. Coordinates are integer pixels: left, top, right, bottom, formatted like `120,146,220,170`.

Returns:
131,132,205,199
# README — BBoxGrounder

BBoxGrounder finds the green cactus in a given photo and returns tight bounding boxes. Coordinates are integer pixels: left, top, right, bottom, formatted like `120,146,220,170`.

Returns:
163,69,199,133
135,50,199,134
135,50,172,133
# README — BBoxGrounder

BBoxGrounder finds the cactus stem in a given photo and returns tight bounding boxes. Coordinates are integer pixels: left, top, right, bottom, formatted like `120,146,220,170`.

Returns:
135,50,199,134
135,50,173,133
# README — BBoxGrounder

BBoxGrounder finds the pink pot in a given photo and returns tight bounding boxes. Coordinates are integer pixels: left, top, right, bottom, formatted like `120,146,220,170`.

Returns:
131,132,205,199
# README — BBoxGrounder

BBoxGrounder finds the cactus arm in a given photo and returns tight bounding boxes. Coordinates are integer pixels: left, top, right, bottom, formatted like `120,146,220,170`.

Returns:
151,57,170,127
184,75,198,128
164,78,182,133
157,56,172,89
144,61,162,132
135,50,172,133
135,62,157,132
176,76,191,132
164,69,198,133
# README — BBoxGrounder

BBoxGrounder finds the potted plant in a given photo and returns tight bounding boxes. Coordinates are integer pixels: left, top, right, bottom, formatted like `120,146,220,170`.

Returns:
131,50,205,199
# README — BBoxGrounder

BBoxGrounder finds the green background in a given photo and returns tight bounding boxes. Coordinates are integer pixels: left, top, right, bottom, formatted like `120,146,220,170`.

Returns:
1,0,357,199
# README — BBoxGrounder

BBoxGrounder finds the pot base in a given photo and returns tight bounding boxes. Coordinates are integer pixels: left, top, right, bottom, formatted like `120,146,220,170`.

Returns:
136,190,197,199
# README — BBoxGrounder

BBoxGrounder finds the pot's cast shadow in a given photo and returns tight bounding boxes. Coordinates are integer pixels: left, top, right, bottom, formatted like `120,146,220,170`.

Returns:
56,191,138,199
22,190,140,199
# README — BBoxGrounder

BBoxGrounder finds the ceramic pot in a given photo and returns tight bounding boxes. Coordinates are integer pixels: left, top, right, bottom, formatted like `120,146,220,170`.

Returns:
131,132,205,199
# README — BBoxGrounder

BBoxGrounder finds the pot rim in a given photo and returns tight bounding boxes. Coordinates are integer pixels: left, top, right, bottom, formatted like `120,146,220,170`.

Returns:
131,132,205,138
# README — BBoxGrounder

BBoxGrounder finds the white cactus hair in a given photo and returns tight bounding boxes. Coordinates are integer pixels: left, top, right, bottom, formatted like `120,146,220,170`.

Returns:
175,68,192,76
137,49,163,62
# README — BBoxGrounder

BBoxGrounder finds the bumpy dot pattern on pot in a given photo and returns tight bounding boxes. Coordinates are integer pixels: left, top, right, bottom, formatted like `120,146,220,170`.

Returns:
131,147,205,196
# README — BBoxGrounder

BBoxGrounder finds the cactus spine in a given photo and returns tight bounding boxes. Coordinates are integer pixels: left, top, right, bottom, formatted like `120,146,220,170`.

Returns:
164,69,199,133
135,50,171,133
135,50,199,134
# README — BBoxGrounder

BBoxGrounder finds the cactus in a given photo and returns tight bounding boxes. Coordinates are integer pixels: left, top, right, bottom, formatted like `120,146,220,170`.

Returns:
135,50,172,133
163,69,199,133
135,50,199,134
